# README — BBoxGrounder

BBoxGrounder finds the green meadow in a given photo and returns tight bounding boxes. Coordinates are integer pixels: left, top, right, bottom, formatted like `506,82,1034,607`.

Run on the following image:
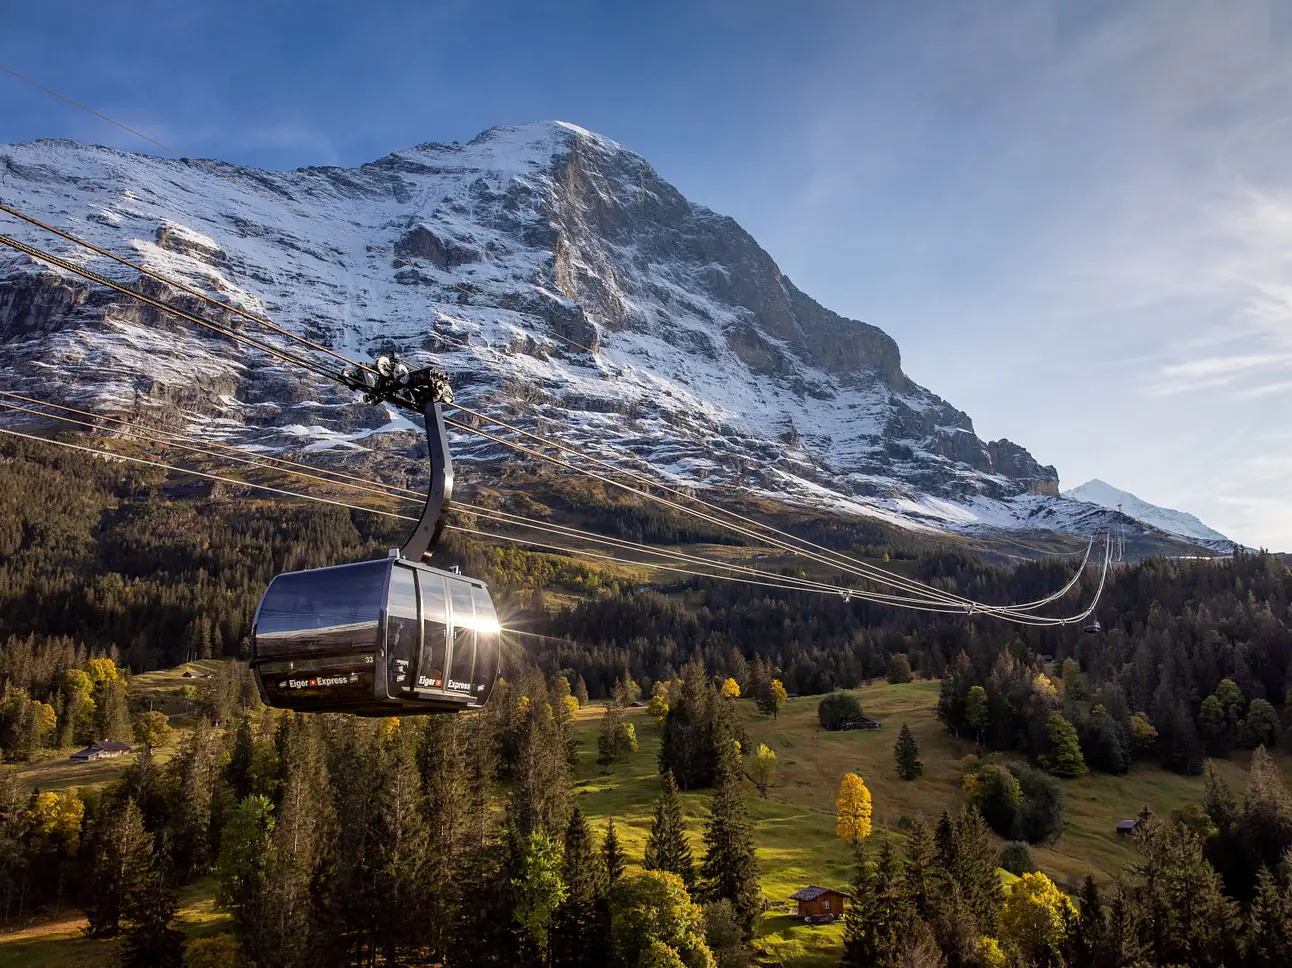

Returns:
567,680,1276,966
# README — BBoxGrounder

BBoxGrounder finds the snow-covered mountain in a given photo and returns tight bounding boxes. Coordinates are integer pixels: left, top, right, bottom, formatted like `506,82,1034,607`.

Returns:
0,121,1199,548
1062,479,1236,553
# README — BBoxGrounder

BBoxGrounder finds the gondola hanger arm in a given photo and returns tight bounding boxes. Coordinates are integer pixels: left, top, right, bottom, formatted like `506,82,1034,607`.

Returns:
347,354,455,562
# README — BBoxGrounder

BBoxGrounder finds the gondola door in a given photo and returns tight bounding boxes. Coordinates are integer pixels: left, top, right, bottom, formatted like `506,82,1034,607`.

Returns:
385,564,420,699
445,580,476,696
415,572,449,693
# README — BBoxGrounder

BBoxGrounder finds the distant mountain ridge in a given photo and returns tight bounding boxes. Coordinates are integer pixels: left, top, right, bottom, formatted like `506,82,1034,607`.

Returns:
0,121,1216,553
1062,479,1236,553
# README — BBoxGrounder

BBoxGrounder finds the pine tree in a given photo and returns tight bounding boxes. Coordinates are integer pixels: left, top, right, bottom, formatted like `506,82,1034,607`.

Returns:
93,676,131,742
644,771,695,888
1106,883,1148,968
841,838,923,968
552,806,611,968
699,764,760,935
256,717,333,968
602,819,627,886
371,723,431,965
419,714,474,962
214,795,273,946
119,846,184,968
965,684,990,747
82,797,155,936
1127,812,1238,966
841,841,876,968
227,717,254,801
511,675,573,836
940,807,1004,935
901,815,937,918
893,723,923,780
1247,866,1292,968
1070,874,1107,968
168,719,219,880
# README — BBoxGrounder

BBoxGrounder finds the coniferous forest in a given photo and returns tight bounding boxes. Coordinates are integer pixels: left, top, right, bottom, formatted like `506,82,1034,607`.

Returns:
3,436,1292,967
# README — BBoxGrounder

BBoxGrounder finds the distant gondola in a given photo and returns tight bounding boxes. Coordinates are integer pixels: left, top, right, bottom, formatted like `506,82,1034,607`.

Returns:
1083,620,1102,634
249,359,500,716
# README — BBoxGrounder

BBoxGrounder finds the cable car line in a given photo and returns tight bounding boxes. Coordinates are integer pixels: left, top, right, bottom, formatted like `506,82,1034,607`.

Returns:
0,219,1100,619
441,397,1100,615
0,196,1105,622
0,204,965,607
0,390,996,608
0,202,379,377
4,400,1100,626
0,423,974,605
0,193,1094,619
0,396,972,604
0,232,349,385
0,64,178,154
443,410,1102,620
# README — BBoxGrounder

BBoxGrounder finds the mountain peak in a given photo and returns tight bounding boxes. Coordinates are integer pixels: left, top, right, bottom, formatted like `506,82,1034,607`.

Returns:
1062,479,1234,551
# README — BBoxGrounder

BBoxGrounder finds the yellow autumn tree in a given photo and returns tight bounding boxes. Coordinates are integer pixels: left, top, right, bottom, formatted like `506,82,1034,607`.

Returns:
25,790,85,855
720,678,741,700
835,772,872,845
648,682,671,723
85,657,122,689
1001,872,1076,964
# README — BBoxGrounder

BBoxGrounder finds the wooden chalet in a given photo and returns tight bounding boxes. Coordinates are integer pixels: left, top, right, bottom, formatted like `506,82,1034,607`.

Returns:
837,715,882,731
789,885,847,919
1116,819,1140,836
69,740,132,761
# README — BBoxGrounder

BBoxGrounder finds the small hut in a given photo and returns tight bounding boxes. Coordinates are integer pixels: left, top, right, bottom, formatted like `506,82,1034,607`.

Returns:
789,886,847,920
69,740,133,761
1116,819,1140,836
837,715,882,731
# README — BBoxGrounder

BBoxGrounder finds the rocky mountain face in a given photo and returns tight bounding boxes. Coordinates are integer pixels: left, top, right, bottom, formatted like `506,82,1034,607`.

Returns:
0,121,1155,541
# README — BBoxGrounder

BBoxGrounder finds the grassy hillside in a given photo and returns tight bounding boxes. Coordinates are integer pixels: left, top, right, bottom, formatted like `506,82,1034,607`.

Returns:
1,676,1278,968
566,680,1274,967
9,661,223,794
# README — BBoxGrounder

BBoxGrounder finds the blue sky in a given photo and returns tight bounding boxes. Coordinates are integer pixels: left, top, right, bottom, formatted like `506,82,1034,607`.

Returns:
3,0,1291,548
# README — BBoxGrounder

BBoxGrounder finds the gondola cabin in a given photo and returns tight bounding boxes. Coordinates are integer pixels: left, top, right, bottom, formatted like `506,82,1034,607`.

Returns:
251,556,500,716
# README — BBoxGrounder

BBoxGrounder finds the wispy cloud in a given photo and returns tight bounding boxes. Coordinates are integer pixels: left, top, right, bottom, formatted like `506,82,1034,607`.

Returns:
771,1,1292,548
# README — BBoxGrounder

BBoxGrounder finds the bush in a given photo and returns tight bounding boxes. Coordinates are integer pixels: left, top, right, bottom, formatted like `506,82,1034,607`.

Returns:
817,692,863,731
963,762,1066,844
887,653,913,684
964,763,1023,836
1012,764,1066,844
999,841,1037,875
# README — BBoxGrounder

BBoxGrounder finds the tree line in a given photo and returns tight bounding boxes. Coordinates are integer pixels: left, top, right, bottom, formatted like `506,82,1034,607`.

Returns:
0,665,767,968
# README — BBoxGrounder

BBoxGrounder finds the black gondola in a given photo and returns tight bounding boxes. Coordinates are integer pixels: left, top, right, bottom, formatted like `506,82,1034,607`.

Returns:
250,360,501,716
252,557,499,715
1083,620,1102,634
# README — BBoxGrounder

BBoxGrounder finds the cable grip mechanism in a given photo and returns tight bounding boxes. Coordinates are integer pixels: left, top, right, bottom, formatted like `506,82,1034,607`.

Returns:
343,353,455,562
